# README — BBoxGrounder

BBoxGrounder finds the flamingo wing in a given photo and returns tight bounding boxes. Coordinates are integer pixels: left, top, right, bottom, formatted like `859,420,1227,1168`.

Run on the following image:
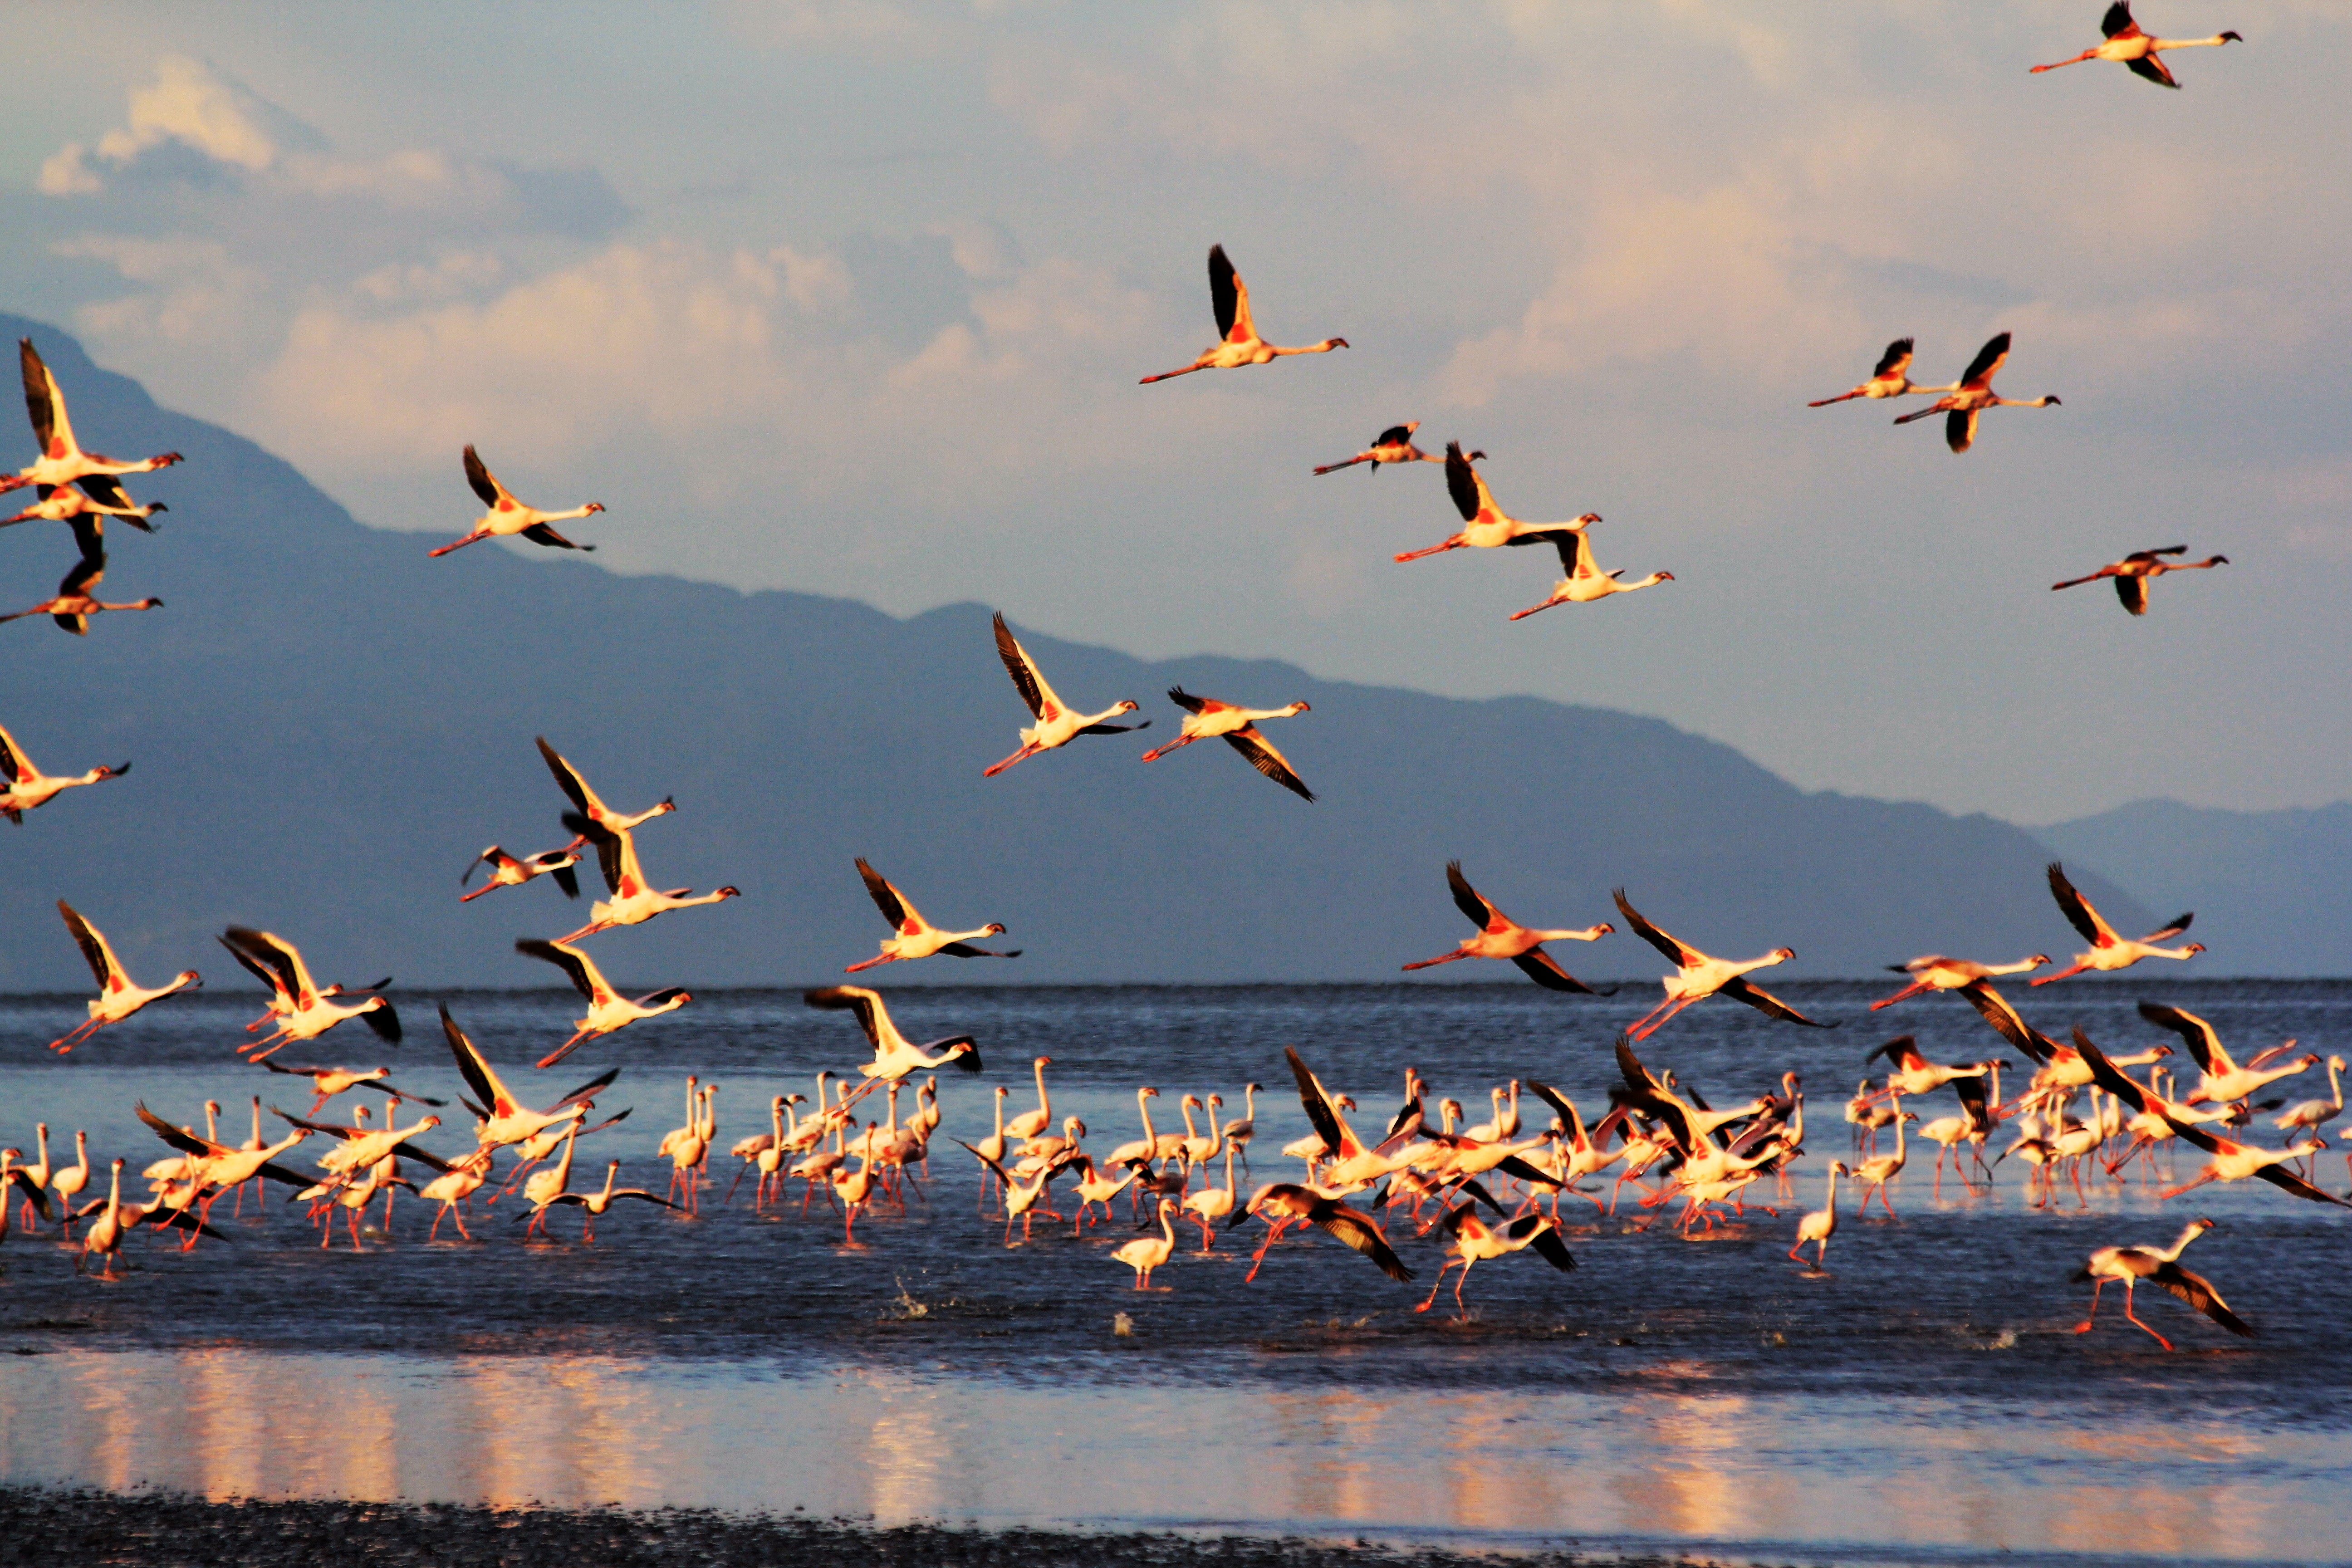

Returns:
991,612,1052,720
549,1066,622,1112
439,1005,517,1119
2148,1261,2253,1336
1165,685,1210,715
1313,1200,1414,1281
2125,53,2180,88
217,936,291,1001
1959,332,2011,387
1207,244,1250,343
2136,1001,2224,1073
1443,441,1482,523
854,857,912,928
1872,337,1915,378
1445,860,1504,930
2046,862,2119,947
60,553,104,600
1521,1217,1578,1272
1863,1035,1920,1068
1284,1046,1351,1159
57,900,122,989
2246,1158,2352,1208
136,1102,227,1159
2141,911,2195,944
225,928,313,1006
2102,2,2138,38
519,522,586,550
1719,976,1834,1029
1374,423,1414,447
515,938,602,1004
360,1003,403,1045
1222,728,1313,802
1611,888,1700,967
0,722,22,784
461,445,507,508
1510,948,1607,995
20,339,59,452
936,941,1021,959
535,737,608,819
1956,980,2058,1063
1563,527,1599,579
804,985,886,1049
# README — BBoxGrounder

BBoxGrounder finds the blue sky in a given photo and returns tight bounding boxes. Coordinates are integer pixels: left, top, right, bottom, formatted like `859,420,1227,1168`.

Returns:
4,2,2345,823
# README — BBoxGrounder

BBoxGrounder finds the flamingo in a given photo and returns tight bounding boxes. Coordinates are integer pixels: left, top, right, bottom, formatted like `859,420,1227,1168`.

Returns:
0,484,163,560
2032,4,2241,88
1403,862,1614,993
3,339,183,500
536,735,676,838
1003,1056,1055,1144
1395,443,1593,562
1109,1198,1182,1288
439,1005,618,1148
428,445,604,556
2032,863,2203,985
845,858,1018,971
1313,421,1437,475
258,1059,445,1118
2052,547,2227,616
16,1125,54,1227
2137,1001,2315,1107
1788,1161,1849,1267
2273,1055,2345,1146
541,1159,681,1241
1871,953,2050,1010
1241,1182,1413,1284
1140,244,1346,383
1221,1083,1263,1171
1416,1199,1575,1315
552,818,738,944
982,612,1146,775
460,842,583,902
2,1148,54,1241
1181,1143,1241,1249
1850,1106,1916,1216
514,938,691,1067
74,1160,126,1277
1284,1047,1428,1189
803,986,982,1110
1861,1037,1993,1101
1070,1155,1140,1230
1613,888,1830,1039
419,1149,495,1240
1140,688,1314,801
220,927,399,1059
45,1131,91,1239
1507,524,1671,619
0,723,129,825
132,1102,315,1210
1806,338,1956,406
1891,333,2060,453
2073,1219,2249,1350
46,900,198,1051
1106,1086,1166,1170
832,1146,882,1243
0,553,162,635
958,1141,1074,1242
2074,1030,2350,1207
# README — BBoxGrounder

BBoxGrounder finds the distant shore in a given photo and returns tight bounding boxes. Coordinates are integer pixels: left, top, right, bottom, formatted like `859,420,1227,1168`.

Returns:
0,1486,1720,1568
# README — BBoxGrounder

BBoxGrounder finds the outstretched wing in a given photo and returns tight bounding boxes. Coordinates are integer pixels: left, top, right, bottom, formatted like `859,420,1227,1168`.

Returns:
21,339,57,453
1719,976,1835,1029
936,941,1020,959
1284,1045,1351,1160
549,1066,621,1112
461,445,505,508
137,1102,226,1159
1519,1217,1578,1273
2046,862,2118,947
1446,860,1502,930
2116,576,2150,615
2102,2,2137,38
361,1004,402,1045
60,552,104,599
1207,244,1250,342
855,857,912,929
516,937,600,1003
1314,1201,1414,1282
1510,948,1607,995
804,985,885,1049
1960,332,2011,387
2136,1001,2223,1073
1444,442,1482,523
1863,1035,1919,1068
439,1005,514,1118
1612,888,1699,967
1958,979,2058,1063
1374,423,1414,447
991,612,1050,720
2141,911,2194,943
1165,685,1209,715
1222,728,1313,802
57,900,120,989
0,722,22,784
1872,337,1915,378
2125,53,2180,88
224,927,311,1005
536,736,604,818
520,522,585,550
2149,1261,2253,1337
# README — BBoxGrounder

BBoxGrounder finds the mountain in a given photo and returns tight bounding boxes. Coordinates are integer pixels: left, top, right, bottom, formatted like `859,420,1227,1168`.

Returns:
0,314,2162,992
2035,800,2352,977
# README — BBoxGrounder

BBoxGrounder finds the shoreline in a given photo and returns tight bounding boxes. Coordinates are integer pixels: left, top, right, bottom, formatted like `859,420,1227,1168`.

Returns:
0,1486,1726,1568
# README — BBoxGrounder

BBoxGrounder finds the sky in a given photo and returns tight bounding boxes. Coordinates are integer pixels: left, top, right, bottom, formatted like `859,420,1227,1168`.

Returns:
3,1,2346,826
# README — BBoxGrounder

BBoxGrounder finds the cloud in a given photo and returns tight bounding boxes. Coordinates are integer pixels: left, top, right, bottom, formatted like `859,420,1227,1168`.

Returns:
39,56,313,194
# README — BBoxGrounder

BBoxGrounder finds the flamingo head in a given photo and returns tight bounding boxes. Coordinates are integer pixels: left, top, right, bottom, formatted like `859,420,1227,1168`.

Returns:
1328,338,1350,350
985,923,1008,936
1592,922,1617,936
1115,701,1140,715
586,502,607,514
1774,947,1798,962
1578,513,1602,525
1654,572,1676,582
94,762,131,780
2183,943,2207,956
2220,30,2241,41
717,886,742,898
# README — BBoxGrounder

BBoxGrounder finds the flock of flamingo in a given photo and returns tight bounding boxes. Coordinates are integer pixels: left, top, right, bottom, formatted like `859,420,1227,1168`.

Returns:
2,9,2316,1353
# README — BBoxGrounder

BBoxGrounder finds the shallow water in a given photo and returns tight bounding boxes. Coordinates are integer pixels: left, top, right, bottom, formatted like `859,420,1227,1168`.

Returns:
2,981,2348,1565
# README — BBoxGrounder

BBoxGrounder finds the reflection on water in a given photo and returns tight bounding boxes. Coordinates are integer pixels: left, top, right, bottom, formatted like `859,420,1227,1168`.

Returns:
4,1348,2348,1565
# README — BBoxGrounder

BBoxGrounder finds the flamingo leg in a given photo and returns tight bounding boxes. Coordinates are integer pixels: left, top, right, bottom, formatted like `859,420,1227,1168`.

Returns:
426,531,490,557
2029,49,2100,73
2073,1278,2106,1334
1392,537,1465,564
2120,1283,2175,1351
1627,993,1700,1042
1869,982,1932,1011
1399,950,1470,971
981,744,1041,777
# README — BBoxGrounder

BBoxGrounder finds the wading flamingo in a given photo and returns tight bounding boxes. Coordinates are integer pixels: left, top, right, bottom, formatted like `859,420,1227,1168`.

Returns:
540,1160,681,1242
1140,245,1346,383
1789,1161,1848,1267
1110,1198,1181,1287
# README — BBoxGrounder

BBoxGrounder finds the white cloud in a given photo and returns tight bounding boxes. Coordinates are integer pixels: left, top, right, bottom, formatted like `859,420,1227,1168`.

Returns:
40,56,292,194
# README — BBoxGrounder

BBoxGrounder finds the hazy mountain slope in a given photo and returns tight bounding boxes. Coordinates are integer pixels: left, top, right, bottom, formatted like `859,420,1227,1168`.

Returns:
2036,800,2351,976
0,315,2158,991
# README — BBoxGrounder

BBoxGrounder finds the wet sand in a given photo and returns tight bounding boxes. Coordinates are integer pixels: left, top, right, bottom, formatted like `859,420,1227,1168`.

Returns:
0,1486,1704,1568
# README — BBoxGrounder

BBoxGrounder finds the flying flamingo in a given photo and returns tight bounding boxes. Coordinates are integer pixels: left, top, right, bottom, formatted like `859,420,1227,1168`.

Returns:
1613,888,1831,1039
3,339,183,500
983,612,1146,775
1891,332,2060,453
260,1059,446,1117
515,938,692,1067
220,927,400,1058
1241,1182,1414,1284
1507,525,1672,619
1402,861,1614,993
1806,338,1955,406
2051,547,2227,616
1396,443,1593,561
1140,687,1314,801
1870,953,2050,1010
2032,863,2202,985
1861,1036,1994,1101
1788,1161,1849,1268
2134,1001,2314,1106
429,445,605,557
845,858,1019,970
0,484,164,560
2074,1031,2350,1207
1140,244,1347,383
0,724,129,825
2032,4,2241,88
46,900,198,1052
460,841,583,902
0,554,163,635
551,817,739,944
536,736,676,839
2073,1219,2250,1350
1313,422,1437,475
541,1160,681,1242
802,985,982,1112
439,1004,618,1148
1416,1197,1576,1315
